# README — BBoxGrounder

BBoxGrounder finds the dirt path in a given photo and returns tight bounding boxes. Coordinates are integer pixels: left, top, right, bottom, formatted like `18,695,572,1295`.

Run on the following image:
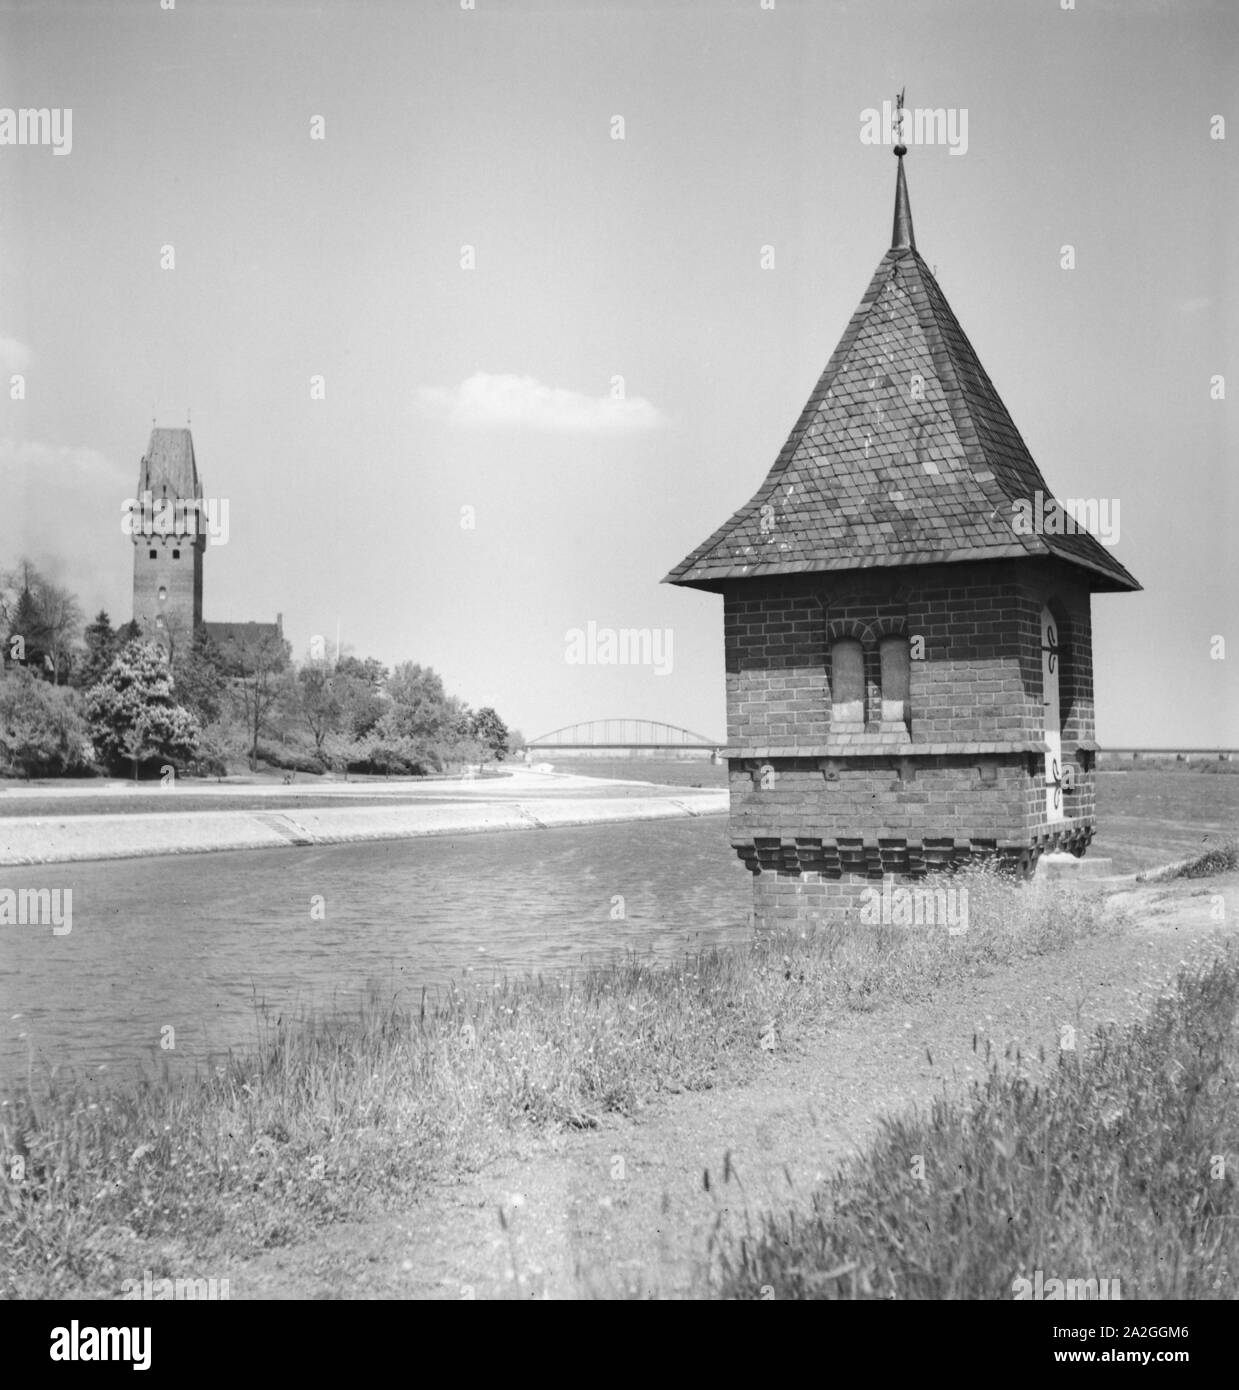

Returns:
209,873,1238,1300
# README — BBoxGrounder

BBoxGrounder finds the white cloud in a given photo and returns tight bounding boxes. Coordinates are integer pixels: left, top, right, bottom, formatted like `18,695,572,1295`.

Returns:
0,336,32,371
0,437,126,491
0,438,132,611
414,372,664,434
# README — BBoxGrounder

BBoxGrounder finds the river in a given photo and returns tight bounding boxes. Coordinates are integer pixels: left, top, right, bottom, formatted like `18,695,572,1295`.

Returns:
4,761,1233,1093
0,806,749,1092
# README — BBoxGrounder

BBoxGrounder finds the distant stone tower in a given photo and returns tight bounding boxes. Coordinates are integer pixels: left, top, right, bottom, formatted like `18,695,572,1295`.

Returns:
664,139,1140,928
131,427,204,651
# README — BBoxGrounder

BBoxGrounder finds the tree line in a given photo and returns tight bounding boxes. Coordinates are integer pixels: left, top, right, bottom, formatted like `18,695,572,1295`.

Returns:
0,560,519,780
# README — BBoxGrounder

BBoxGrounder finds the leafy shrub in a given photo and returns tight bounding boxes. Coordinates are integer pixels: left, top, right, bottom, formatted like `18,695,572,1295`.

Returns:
0,672,91,777
255,743,326,775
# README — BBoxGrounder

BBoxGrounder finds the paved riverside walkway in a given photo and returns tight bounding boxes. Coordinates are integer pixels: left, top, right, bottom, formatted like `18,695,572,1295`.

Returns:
0,769,729,867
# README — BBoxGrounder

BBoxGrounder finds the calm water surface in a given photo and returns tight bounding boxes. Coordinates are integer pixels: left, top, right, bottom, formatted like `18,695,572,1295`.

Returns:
4,762,1232,1091
0,812,749,1091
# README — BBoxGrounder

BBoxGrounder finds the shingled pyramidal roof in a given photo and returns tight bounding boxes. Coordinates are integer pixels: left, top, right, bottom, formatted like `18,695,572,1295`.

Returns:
664,150,1140,594
139,427,202,501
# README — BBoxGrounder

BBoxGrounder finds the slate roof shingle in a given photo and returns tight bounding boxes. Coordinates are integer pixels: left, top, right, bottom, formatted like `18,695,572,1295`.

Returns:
664,163,1140,595
139,428,201,500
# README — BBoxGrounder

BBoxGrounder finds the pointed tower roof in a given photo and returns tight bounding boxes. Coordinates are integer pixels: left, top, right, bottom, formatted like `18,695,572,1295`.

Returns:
138,427,201,499
664,150,1139,594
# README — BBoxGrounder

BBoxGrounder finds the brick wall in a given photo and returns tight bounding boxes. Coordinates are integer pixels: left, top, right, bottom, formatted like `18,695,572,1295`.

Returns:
751,872,911,930
724,586,827,747
730,755,1029,845
909,571,1040,744
720,559,1100,905
750,870,991,932
723,561,1096,751
132,534,203,643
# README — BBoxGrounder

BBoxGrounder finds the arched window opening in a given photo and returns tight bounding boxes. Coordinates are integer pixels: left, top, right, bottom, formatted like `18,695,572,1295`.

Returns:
879,635,911,728
830,638,865,726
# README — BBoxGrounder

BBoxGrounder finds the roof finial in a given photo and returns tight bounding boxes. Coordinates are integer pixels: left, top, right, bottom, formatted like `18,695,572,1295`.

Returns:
891,87,916,252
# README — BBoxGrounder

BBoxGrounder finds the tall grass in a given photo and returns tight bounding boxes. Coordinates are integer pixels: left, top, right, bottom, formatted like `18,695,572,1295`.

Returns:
1169,839,1238,879
1137,838,1238,884
1,862,1117,1297
708,944,1239,1299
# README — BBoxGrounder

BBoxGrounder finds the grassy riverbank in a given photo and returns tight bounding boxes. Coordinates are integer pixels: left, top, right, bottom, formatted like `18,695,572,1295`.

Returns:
707,940,1239,1300
0,861,1124,1297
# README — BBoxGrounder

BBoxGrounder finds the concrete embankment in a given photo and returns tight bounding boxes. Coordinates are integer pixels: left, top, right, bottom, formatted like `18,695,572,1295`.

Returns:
0,789,729,867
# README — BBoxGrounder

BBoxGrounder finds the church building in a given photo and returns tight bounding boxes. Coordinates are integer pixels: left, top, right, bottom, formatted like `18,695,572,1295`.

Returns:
665,137,1139,927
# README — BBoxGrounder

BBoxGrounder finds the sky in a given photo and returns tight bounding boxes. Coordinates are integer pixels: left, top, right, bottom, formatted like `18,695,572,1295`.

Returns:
0,0,1235,747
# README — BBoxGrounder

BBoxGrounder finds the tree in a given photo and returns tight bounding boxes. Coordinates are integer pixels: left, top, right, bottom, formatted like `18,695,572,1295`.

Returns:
1,562,83,684
214,628,292,771
386,663,449,735
5,585,52,676
296,658,344,754
172,627,226,726
356,728,424,778
469,707,510,763
33,579,83,684
322,729,365,778
0,672,88,777
0,559,40,634
75,611,119,690
335,654,388,690
382,662,487,770
84,641,200,778
149,609,196,669
386,662,478,745
334,672,386,741
197,716,248,777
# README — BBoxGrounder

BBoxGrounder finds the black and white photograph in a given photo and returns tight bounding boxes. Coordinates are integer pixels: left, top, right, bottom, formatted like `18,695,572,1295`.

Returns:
0,0,1236,1348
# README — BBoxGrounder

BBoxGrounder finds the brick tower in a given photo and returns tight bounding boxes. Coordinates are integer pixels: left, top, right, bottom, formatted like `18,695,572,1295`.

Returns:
131,427,204,653
664,137,1140,928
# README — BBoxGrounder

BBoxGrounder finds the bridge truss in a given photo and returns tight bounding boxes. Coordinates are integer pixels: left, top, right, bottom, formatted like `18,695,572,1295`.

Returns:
527,719,721,749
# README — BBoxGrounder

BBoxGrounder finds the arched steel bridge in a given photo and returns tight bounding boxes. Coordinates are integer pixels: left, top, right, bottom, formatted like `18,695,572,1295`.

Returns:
526,719,722,751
